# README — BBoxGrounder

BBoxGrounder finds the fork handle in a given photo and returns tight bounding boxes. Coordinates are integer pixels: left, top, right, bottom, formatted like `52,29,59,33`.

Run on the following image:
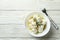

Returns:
48,16,59,30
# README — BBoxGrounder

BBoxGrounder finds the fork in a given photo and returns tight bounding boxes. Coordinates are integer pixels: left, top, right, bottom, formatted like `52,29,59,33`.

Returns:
42,8,59,30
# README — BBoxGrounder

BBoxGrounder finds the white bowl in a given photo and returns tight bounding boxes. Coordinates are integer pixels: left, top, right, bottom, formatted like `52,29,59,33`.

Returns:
25,11,50,37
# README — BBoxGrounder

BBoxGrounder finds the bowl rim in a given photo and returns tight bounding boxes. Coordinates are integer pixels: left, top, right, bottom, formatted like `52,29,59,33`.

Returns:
25,11,51,37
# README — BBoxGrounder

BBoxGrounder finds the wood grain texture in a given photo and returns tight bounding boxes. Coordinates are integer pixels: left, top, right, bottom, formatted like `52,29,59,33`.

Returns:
0,11,60,40
0,0,60,40
0,11,60,24
0,0,60,11
0,24,60,37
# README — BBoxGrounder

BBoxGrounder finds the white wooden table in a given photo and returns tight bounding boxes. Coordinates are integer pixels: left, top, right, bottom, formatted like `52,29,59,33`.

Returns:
0,0,60,40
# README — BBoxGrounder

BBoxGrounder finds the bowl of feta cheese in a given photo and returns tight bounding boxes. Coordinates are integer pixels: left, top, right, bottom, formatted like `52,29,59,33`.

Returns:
25,11,50,37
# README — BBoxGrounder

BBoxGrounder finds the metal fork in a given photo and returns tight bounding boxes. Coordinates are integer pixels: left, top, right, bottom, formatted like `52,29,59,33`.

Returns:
42,8,59,30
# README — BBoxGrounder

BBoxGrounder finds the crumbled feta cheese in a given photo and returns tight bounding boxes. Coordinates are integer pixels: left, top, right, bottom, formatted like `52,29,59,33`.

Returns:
42,19,46,25
32,28,37,34
38,25,44,33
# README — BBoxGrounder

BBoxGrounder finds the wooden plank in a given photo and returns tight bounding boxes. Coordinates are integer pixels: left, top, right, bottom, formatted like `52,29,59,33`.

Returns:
0,38,59,40
39,2,60,10
47,11,60,24
0,37,59,40
0,24,59,37
0,0,60,10
0,25,30,37
0,11,60,24
0,11,31,24
47,11,60,15
0,0,39,10
39,0,60,2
